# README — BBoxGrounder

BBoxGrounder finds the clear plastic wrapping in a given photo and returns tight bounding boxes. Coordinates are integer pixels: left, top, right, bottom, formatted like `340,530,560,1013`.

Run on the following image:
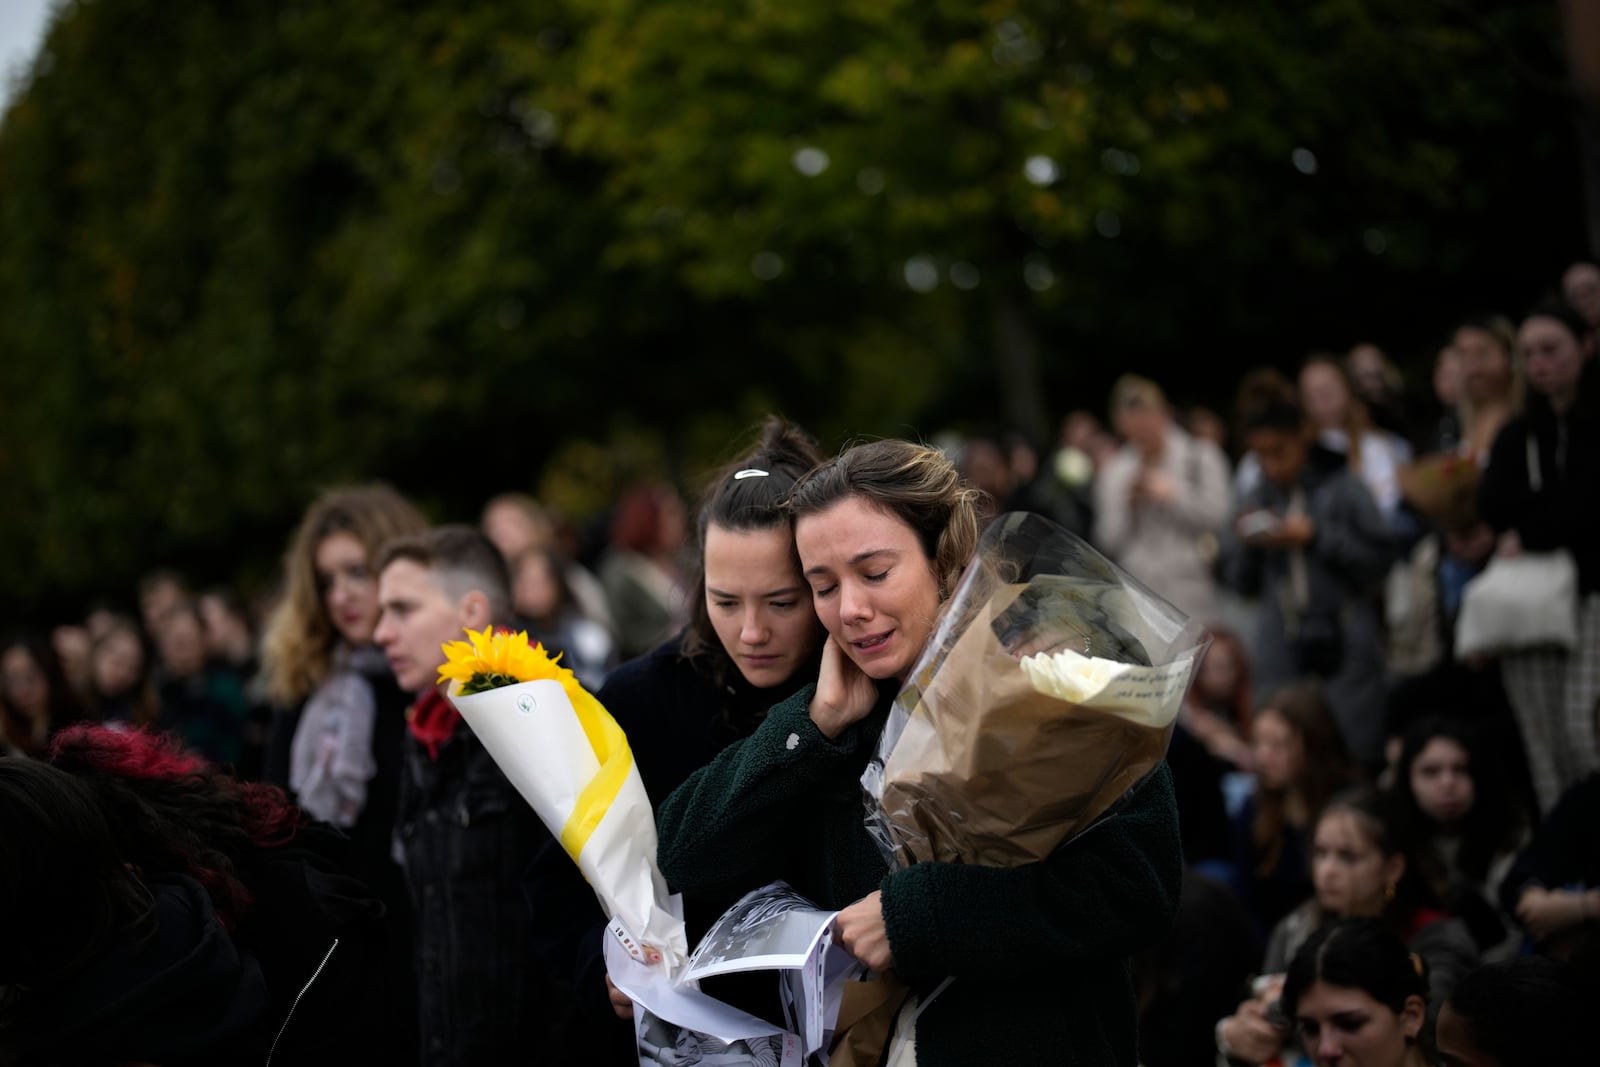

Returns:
862,511,1210,869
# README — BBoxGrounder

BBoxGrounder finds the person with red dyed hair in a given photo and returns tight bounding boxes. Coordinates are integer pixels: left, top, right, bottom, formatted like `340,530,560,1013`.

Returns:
599,482,691,659
0,724,409,1065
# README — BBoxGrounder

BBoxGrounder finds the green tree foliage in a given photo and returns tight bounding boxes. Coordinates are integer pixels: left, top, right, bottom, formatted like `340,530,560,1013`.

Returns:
0,0,1579,618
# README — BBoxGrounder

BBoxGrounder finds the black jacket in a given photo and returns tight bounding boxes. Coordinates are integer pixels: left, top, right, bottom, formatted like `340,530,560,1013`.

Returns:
1479,368,1600,594
396,719,574,1066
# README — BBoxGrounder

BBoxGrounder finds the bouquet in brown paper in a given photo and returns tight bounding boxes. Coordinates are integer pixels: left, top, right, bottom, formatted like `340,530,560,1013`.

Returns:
862,511,1209,869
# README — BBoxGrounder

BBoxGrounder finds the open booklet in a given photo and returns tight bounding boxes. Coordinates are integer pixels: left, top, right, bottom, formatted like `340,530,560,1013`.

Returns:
606,881,866,1066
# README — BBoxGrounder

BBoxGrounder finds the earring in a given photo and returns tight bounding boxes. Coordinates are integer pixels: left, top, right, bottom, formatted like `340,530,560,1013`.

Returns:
1384,881,1396,903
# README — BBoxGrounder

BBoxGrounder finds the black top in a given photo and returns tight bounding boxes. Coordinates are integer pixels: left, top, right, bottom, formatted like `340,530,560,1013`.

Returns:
1479,366,1600,594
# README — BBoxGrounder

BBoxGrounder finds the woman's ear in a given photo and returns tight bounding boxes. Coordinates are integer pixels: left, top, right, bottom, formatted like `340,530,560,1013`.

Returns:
1383,851,1406,894
1399,994,1426,1040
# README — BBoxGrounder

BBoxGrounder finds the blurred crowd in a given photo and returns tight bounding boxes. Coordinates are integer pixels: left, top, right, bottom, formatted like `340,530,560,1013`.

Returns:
3,260,1598,1066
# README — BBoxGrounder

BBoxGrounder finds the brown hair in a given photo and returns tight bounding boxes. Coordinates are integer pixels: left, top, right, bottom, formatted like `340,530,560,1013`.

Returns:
1299,354,1373,470
681,417,826,689
376,525,512,626
1196,627,1254,735
260,485,428,706
787,439,982,601
1252,681,1355,878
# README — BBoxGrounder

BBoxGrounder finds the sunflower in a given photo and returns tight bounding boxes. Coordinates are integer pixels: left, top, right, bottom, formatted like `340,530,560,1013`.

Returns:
437,626,565,695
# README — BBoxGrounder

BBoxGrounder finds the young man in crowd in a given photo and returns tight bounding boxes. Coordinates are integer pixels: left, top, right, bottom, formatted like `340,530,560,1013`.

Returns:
374,526,575,1065
1228,400,1396,768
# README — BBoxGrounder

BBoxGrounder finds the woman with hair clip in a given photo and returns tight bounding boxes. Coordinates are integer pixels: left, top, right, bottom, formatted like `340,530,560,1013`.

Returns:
530,417,827,1046
1280,917,1431,1067
657,439,1183,1066
0,725,404,1064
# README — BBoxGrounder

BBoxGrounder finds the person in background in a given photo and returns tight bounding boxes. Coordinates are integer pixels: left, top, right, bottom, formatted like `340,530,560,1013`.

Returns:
152,602,249,768
1390,717,1527,958
1497,771,1600,960
1434,955,1589,1067
600,483,691,660
0,633,85,756
1094,374,1233,623
50,622,94,703
1183,628,1256,773
1184,406,1232,454
1347,343,1416,445
1218,788,1477,1065
199,586,271,778
1300,354,1413,527
1454,315,1522,465
483,491,615,643
1561,260,1600,330
1478,300,1600,814
88,615,160,728
1230,682,1355,934
1427,342,1466,454
510,545,616,691
962,429,1092,536
1229,399,1396,765
1277,918,1431,1067
374,525,574,1065
137,568,190,642
1386,458,1492,679
259,483,427,966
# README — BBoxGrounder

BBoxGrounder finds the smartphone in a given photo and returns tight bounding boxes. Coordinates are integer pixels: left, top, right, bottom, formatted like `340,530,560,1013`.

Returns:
1237,511,1283,539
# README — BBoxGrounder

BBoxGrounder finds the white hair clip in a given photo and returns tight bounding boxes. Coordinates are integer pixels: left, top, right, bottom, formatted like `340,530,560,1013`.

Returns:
733,468,770,480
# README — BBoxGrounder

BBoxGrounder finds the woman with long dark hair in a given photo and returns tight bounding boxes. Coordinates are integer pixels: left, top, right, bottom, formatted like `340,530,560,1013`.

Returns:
1390,716,1526,956
538,417,827,1044
0,632,85,755
1280,918,1431,1067
1231,682,1355,932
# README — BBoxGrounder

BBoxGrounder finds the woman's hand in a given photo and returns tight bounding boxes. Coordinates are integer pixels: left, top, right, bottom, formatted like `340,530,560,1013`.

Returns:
1218,997,1287,1064
1516,886,1595,941
605,973,634,1020
808,637,878,740
834,890,894,972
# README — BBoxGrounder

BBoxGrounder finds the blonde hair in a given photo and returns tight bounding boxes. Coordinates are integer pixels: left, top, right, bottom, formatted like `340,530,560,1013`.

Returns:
260,485,428,706
788,440,981,600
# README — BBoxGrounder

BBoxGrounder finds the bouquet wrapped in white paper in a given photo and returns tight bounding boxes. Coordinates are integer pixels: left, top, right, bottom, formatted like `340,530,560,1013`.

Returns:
438,627,688,970
863,511,1210,869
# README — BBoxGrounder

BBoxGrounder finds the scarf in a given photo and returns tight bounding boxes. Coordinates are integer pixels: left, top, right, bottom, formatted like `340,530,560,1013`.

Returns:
406,689,461,761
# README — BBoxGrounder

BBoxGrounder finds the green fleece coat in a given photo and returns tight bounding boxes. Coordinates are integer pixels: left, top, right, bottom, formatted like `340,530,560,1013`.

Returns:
656,684,1184,1066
